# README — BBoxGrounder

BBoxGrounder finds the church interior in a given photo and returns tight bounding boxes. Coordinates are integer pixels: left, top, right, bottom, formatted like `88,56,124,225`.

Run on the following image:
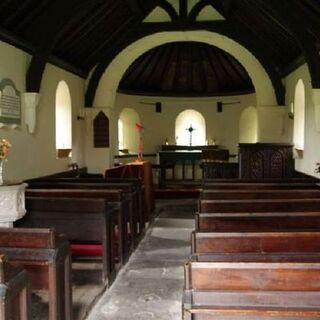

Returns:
2,0,320,319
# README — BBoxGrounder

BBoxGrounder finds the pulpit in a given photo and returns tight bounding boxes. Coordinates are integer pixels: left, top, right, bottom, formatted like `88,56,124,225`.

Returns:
105,161,155,221
0,182,27,227
239,143,294,179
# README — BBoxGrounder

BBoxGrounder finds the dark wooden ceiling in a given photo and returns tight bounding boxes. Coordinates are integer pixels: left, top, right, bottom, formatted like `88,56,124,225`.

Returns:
0,0,319,105
119,42,254,96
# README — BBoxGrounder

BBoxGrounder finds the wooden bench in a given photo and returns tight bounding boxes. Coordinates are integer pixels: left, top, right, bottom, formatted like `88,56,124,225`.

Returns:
31,177,145,230
191,231,320,254
201,188,320,200
0,254,31,320
199,198,320,213
203,177,319,183
202,181,320,190
28,177,145,232
196,211,320,232
16,197,115,286
0,228,72,320
27,180,145,243
184,260,320,319
24,189,130,267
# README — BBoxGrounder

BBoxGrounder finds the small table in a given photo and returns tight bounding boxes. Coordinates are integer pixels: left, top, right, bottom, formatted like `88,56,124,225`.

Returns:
0,181,27,227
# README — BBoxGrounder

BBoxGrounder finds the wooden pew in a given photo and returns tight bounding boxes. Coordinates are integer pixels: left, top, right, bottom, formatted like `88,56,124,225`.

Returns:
16,197,115,285
191,231,320,254
199,198,320,213
24,189,130,266
196,211,320,232
202,181,320,190
201,188,320,200
0,255,31,320
0,228,72,320
184,260,320,319
27,180,145,242
203,177,319,183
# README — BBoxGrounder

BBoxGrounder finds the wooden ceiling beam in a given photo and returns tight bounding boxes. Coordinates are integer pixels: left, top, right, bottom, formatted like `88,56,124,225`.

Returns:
157,0,179,22
179,0,188,21
189,0,213,21
254,0,320,88
26,0,89,91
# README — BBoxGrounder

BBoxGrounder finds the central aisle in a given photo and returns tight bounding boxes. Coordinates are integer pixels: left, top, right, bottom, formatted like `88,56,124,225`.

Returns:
86,199,196,320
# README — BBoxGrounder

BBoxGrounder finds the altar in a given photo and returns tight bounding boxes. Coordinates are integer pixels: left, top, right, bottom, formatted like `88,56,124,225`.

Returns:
158,145,231,186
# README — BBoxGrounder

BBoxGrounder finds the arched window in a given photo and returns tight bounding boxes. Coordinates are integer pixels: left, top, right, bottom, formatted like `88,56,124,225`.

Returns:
293,79,305,151
118,108,141,153
175,110,206,146
118,119,124,150
55,81,72,157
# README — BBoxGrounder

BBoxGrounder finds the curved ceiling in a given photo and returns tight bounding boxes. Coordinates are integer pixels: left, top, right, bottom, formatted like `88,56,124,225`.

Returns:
118,41,255,97
0,0,319,103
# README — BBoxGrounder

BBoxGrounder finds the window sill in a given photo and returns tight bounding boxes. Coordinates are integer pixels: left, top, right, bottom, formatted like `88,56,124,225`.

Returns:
56,148,72,158
294,148,304,159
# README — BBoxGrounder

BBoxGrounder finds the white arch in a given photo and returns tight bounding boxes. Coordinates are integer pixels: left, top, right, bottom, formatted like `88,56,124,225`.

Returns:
93,31,277,108
175,109,206,146
55,80,72,151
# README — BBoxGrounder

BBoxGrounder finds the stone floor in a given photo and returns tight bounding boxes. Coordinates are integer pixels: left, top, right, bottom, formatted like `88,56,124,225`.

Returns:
85,199,196,320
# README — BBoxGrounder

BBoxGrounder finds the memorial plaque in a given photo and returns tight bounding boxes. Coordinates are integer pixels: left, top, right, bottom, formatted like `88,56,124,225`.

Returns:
0,79,21,125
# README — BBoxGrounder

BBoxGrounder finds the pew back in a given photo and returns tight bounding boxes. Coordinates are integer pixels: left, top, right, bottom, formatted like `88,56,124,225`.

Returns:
201,189,320,200
196,211,320,232
199,198,320,213
192,231,320,254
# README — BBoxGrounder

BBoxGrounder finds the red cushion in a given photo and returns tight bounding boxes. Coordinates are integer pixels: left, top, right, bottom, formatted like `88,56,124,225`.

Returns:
71,244,103,257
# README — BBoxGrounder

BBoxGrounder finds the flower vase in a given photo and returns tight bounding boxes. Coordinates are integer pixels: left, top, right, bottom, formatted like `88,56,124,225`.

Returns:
0,160,3,185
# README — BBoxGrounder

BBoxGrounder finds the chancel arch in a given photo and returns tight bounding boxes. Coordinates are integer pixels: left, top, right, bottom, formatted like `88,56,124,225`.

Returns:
55,80,72,157
118,108,141,154
93,31,277,109
175,109,206,146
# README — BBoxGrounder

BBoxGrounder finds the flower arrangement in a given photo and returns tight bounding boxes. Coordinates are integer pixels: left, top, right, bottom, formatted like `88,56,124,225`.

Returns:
0,139,12,160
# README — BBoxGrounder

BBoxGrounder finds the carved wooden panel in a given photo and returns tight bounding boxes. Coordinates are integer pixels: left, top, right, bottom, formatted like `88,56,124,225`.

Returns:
239,143,294,179
94,111,109,148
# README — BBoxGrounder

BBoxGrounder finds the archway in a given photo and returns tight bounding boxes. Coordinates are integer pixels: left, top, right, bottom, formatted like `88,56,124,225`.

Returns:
93,31,277,108
175,109,206,146
55,80,72,157
293,79,305,151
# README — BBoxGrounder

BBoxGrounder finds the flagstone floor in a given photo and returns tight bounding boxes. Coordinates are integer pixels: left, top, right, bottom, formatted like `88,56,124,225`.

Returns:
85,199,196,320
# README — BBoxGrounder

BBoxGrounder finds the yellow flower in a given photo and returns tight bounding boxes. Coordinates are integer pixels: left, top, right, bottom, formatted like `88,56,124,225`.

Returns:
0,139,12,160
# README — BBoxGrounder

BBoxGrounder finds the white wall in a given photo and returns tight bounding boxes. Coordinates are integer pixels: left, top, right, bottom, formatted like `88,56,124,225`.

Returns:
239,106,258,143
113,93,257,157
285,64,320,177
0,40,86,181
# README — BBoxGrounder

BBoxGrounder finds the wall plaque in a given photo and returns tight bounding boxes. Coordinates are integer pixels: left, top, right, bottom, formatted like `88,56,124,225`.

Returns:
0,79,21,125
